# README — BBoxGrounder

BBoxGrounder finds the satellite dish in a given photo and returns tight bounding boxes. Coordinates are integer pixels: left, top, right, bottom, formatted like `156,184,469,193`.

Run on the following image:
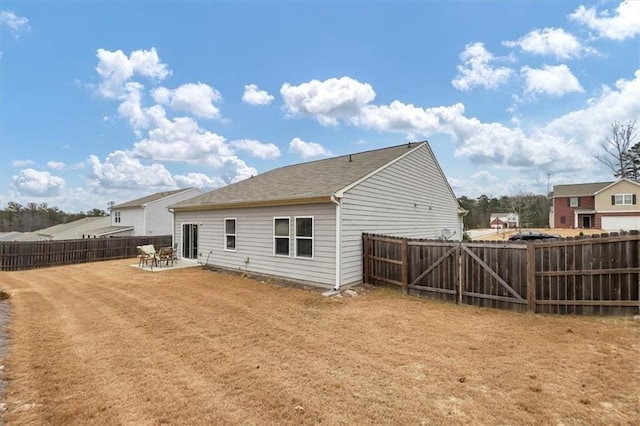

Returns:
441,228,456,240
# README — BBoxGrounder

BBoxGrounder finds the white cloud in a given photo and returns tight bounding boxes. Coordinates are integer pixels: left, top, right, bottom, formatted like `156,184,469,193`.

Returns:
95,47,170,99
11,169,65,196
521,64,584,97
12,159,34,167
281,77,376,125
87,151,175,190
451,42,513,91
46,161,66,170
173,172,225,189
242,84,274,106
503,27,595,59
448,171,510,198
0,10,30,35
570,0,640,40
230,139,281,159
152,82,222,119
289,138,331,158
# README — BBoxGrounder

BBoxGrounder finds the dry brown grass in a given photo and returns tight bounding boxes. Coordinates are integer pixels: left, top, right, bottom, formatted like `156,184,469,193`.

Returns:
1,259,639,424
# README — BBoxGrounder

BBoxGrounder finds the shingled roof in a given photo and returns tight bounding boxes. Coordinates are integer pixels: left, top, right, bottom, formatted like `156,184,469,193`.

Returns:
552,182,613,198
171,142,426,211
112,188,196,209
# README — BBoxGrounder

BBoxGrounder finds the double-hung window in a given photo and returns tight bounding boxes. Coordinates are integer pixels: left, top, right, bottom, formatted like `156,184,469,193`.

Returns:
114,211,121,223
569,197,579,207
613,194,636,205
224,218,236,251
295,217,313,259
274,218,290,256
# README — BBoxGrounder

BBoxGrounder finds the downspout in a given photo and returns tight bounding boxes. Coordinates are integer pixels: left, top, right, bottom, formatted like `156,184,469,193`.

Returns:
331,194,341,291
141,203,148,236
169,207,175,249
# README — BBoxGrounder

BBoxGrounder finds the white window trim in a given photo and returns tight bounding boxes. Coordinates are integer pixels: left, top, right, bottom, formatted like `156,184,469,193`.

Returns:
569,197,579,207
114,211,121,223
294,216,314,260
273,217,290,257
224,218,237,252
614,193,634,205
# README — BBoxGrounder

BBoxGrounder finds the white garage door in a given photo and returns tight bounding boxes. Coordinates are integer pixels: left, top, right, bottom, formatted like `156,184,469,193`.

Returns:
601,216,640,231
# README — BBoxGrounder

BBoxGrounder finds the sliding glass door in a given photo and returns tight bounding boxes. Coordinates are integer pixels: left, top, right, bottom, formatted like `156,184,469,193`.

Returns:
182,224,198,259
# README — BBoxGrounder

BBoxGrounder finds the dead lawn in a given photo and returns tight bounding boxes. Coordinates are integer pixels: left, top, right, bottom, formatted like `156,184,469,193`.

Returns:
0,259,639,425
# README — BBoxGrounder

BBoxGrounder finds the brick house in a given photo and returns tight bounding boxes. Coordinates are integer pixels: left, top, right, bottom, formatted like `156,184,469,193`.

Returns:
552,179,640,230
489,212,519,229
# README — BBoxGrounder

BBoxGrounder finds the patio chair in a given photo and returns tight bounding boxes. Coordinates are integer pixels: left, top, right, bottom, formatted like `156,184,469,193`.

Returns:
138,244,158,269
157,246,174,267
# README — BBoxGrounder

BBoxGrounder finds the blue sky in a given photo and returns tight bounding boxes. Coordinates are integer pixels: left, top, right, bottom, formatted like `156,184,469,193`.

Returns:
1,1,639,212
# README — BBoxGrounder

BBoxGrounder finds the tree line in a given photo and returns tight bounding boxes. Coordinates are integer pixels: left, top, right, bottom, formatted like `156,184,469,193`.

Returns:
0,202,108,233
458,194,551,230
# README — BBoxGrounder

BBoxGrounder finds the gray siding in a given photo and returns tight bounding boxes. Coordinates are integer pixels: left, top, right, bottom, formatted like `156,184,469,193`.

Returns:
340,144,462,285
174,203,336,287
145,188,201,236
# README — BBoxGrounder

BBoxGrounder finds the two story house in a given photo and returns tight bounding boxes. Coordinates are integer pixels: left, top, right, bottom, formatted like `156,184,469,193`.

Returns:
109,188,202,236
552,179,640,230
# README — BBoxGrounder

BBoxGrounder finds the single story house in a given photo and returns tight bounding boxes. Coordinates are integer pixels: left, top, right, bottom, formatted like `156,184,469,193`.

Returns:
489,212,519,229
0,217,133,241
170,142,465,290
109,188,202,236
552,178,640,230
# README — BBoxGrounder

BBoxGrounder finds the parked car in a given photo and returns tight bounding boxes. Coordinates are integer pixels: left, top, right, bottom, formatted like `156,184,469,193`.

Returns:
508,230,561,241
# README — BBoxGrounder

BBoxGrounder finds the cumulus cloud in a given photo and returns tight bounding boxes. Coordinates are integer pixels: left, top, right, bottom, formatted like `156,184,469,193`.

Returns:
521,64,584,97
289,138,331,158
0,10,30,35
281,76,376,125
12,159,34,167
87,151,175,190
11,169,65,196
242,84,274,105
152,82,222,119
95,47,170,99
448,171,510,198
173,172,225,189
230,139,281,159
47,161,66,170
503,27,595,59
451,42,513,91
570,0,640,40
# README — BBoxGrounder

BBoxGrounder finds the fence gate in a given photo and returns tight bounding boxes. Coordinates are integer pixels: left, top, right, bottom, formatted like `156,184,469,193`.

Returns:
406,241,459,303
460,243,529,312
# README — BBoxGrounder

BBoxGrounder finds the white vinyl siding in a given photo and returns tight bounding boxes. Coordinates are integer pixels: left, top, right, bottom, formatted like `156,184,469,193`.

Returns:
340,144,462,285
174,203,336,287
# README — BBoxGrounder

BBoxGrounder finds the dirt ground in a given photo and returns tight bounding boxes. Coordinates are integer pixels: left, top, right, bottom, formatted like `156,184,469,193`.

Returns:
0,259,639,425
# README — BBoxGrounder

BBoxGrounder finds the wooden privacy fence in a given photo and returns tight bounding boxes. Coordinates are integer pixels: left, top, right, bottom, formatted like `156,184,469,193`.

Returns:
0,236,173,271
363,232,640,315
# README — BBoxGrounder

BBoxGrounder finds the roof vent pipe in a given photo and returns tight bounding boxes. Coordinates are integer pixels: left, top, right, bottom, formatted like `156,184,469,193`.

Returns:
348,154,352,162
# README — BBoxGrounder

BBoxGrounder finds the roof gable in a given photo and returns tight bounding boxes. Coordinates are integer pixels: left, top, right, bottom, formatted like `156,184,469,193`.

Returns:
593,178,640,195
172,142,427,210
112,188,196,209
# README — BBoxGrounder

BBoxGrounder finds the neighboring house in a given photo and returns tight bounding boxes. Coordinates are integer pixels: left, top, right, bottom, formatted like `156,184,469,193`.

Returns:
110,188,202,236
552,178,640,230
0,217,133,241
170,142,465,289
489,212,519,229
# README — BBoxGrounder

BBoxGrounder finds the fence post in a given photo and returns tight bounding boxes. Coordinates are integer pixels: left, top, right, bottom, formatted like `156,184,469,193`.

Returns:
401,238,409,295
457,242,463,304
526,241,536,313
362,234,370,284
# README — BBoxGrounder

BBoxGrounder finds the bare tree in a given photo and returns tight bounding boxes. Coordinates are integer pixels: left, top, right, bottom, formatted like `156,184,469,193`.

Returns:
595,121,638,178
